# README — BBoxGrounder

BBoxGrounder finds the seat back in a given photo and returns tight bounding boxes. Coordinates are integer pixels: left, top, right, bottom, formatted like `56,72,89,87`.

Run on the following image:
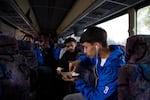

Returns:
0,35,30,100
118,35,150,100
17,40,38,68
126,35,150,65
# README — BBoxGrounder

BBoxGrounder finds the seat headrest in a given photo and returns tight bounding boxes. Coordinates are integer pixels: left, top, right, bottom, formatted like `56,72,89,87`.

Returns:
17,40,32,50
0,35,18,54
0,35,17,46
126,35,150,64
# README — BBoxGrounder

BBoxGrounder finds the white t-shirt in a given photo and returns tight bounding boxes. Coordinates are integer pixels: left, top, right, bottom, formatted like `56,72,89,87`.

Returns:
100,58,107,66
59,47,66,59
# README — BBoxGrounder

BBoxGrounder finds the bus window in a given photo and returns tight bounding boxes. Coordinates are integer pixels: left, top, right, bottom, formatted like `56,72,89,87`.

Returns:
96,14,129,46
137,5,150,35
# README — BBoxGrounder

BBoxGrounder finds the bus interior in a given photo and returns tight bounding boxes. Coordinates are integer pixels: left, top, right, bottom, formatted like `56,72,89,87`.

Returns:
0,0,150,100
0,0,149,40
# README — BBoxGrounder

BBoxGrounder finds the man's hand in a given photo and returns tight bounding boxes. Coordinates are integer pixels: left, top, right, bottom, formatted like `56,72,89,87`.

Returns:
56,67,63,75
61,72,78,82
69,60,81,72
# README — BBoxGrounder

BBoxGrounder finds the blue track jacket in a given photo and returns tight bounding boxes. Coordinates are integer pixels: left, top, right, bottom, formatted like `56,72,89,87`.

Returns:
75,45,126,100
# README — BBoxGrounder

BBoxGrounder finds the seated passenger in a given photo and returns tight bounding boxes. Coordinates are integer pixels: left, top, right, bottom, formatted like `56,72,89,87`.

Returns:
32,39,44,66
63,26,126,100
57,37,82,72
56,37,83,99
52,41,61,63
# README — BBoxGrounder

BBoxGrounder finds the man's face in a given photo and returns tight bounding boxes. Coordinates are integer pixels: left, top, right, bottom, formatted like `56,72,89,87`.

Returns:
82,42,96,58
65,41,76,52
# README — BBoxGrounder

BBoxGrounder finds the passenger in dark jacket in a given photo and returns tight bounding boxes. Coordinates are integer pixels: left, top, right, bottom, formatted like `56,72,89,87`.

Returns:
57,37,82,71
56,37,83,99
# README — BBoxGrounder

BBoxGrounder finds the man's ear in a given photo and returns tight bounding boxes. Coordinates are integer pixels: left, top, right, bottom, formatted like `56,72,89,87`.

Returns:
95,45,98,50
94,42,100,49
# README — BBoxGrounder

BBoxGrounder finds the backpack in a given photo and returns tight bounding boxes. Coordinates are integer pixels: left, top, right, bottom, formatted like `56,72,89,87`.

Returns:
0,35,30,100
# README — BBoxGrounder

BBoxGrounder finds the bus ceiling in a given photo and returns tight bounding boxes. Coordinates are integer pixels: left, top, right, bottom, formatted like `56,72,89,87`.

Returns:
0,0,147,39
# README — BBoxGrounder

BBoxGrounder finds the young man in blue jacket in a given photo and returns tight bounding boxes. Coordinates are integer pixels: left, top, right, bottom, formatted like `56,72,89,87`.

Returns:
63,26,126,100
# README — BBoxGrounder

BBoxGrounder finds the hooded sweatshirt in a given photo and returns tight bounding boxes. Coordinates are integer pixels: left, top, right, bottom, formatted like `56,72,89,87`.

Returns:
75,45,126,100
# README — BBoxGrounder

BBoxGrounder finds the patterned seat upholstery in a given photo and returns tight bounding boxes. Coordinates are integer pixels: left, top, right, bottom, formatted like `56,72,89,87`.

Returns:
118,35,150,100
0,35,30,100
126,35,150,65
17,40,39,68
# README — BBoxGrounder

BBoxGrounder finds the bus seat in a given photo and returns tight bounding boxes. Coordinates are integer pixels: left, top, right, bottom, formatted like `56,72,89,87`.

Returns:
17,40,39,68
118,35,150,100
0,35,18,54
126,35,150,64
0,35,30,100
